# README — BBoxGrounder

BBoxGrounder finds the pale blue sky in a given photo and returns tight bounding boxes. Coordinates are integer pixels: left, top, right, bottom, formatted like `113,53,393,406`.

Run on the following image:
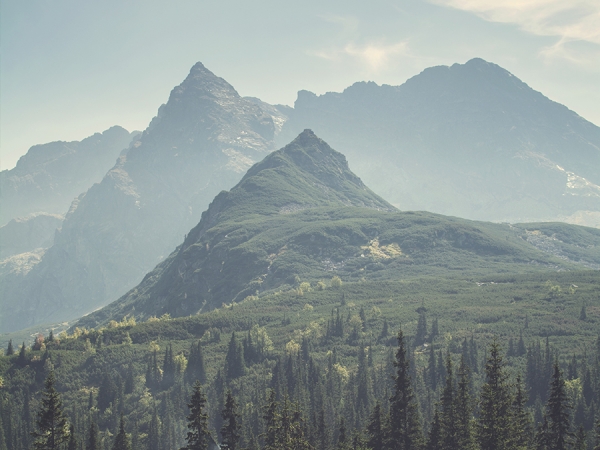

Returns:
2,0,599,170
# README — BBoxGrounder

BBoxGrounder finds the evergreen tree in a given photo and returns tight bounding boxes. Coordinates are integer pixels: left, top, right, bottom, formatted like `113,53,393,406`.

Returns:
86,419,100,450
225,333,245,381
543,362,572,450
387,330,423,450
220,391,241,450
366,402,384,450
427,345,437,392
18,341,27,365
185,341,207,385
112,415,131,450
338,417,348,450
32,370,70,449
580,304,587,321
440,354,458,450
426,407,442,450
517,330,526,357
511,375,532,449
455,355,474,450
182,381,211,450
262,390,279,449
148,409,161,450
430,318,439,342
5,340,13,356
477,340,512,450
574,426,586,450
67,424,77,450
415,313,427,347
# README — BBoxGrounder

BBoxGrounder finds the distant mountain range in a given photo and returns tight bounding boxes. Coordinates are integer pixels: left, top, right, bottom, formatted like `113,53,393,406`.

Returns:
2,58,599,334
0,126,137,226
278,58,600,225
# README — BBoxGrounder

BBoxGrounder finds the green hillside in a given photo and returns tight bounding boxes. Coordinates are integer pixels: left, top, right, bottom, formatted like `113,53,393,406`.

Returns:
76,131,600,330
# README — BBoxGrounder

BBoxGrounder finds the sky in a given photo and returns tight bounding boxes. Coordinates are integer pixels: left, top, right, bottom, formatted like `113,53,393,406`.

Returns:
2,0,599,170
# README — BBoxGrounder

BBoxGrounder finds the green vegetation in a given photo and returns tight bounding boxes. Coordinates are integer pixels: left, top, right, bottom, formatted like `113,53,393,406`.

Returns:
0,269,598,449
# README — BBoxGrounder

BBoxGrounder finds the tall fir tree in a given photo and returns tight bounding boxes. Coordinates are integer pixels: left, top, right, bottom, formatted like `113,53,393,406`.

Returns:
387,330,424,450
86,418,100,450
32,370,70,450
5,340,13,356
366,402,384,450
440,354,458,450
455,355,474,450
112,415,131,450
511,375,532,449
225,333,245,381
477,340,513,450
67,424,77,450
542,362,573,450
182,381,211,450
220,391,241,450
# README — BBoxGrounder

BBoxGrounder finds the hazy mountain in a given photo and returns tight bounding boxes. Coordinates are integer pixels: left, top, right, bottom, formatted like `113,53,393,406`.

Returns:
76,131,600,328
278,58,600,225
0,213,63,260
0,63,282,333
0,126,136,226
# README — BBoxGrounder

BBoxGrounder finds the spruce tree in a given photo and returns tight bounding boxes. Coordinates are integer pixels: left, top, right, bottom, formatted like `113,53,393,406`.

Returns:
86,419,100,450
511,375,532,449
455,355,474,450
366,402,384,450
387,330,423,450
5,340,13,356
220,391,241,450
426,407,442,450
440,354,458,450
112,415,131,450
415,313,427,346
543,362,572,450
67,424,77,450
477,340,512,450
182,381,211,450
32,370,70,449
225,333,245,381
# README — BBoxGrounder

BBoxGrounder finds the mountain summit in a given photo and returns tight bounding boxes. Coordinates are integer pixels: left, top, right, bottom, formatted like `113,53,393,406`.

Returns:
0,62,283,333
280,57,600,225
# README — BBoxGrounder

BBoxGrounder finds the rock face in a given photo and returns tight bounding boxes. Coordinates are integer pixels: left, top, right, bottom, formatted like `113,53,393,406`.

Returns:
0,63,282,333
278,58,600,225
0,213,63,260
76,131,600,329
0,126,136,226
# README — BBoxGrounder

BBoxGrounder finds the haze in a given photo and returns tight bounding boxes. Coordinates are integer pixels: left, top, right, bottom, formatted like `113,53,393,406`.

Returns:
2,0,599,170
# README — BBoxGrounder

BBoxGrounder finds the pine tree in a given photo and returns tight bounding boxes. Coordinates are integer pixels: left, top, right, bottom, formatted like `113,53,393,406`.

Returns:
440,353,458,450
387,330,423,450
543,362,572,450
86,419,100,450
427,345,437,392
455,355,474,450
225,333,245,381
426,407,442,450
366,402,384,450
415,313,427,347
182,381,211,450
185,341,207,385
220,391,241,450
112,415,131,450
32,370,70,449
477,340,512,450
18,342,27,365
262,390,279,449
5,340,13,356
148,408,161,450
511,375,532,449
67,424,77,450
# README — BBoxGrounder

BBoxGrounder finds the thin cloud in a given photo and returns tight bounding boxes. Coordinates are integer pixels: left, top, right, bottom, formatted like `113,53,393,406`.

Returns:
311,41,412,73
431,0,600,61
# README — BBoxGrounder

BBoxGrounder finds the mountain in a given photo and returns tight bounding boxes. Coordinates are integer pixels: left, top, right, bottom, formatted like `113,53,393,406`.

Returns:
76,131,600,328
0,63,283,333
0,213,63,260
0,126,136,226
278,58,600,225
